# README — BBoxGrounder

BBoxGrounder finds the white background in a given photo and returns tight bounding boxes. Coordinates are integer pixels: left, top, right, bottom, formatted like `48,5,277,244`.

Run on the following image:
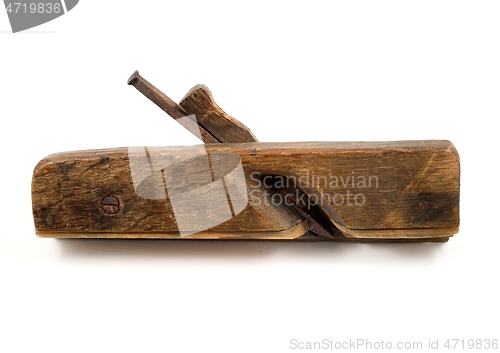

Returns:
1,1,499,352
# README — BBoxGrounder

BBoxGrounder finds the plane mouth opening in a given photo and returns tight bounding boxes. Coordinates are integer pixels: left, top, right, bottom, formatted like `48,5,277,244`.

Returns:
255,174,342,239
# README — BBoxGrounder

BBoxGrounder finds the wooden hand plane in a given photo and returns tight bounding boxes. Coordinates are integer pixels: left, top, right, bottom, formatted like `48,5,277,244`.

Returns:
31,71,460,242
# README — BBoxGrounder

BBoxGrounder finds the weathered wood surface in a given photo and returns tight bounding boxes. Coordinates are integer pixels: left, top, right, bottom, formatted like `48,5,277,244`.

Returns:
179,84,258,143
32,140,460,241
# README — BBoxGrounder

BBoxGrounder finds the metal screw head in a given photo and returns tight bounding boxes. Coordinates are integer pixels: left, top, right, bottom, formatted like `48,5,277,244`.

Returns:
416,200,426,209
101,196,120,215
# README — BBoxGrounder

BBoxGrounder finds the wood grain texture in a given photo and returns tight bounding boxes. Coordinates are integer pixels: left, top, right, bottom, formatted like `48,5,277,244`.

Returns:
32,140,459,241
180,85,258,143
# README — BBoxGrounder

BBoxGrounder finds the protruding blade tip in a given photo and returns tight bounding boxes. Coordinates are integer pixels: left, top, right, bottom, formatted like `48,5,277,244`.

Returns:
127,70,140,85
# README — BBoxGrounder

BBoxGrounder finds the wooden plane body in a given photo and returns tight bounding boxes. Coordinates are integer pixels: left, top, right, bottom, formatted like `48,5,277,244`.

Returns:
32,140,459,242
31,72,460,242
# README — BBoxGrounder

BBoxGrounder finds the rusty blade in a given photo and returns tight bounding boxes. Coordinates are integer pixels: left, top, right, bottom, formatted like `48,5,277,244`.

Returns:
127,70,336,239
127,70,220,144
